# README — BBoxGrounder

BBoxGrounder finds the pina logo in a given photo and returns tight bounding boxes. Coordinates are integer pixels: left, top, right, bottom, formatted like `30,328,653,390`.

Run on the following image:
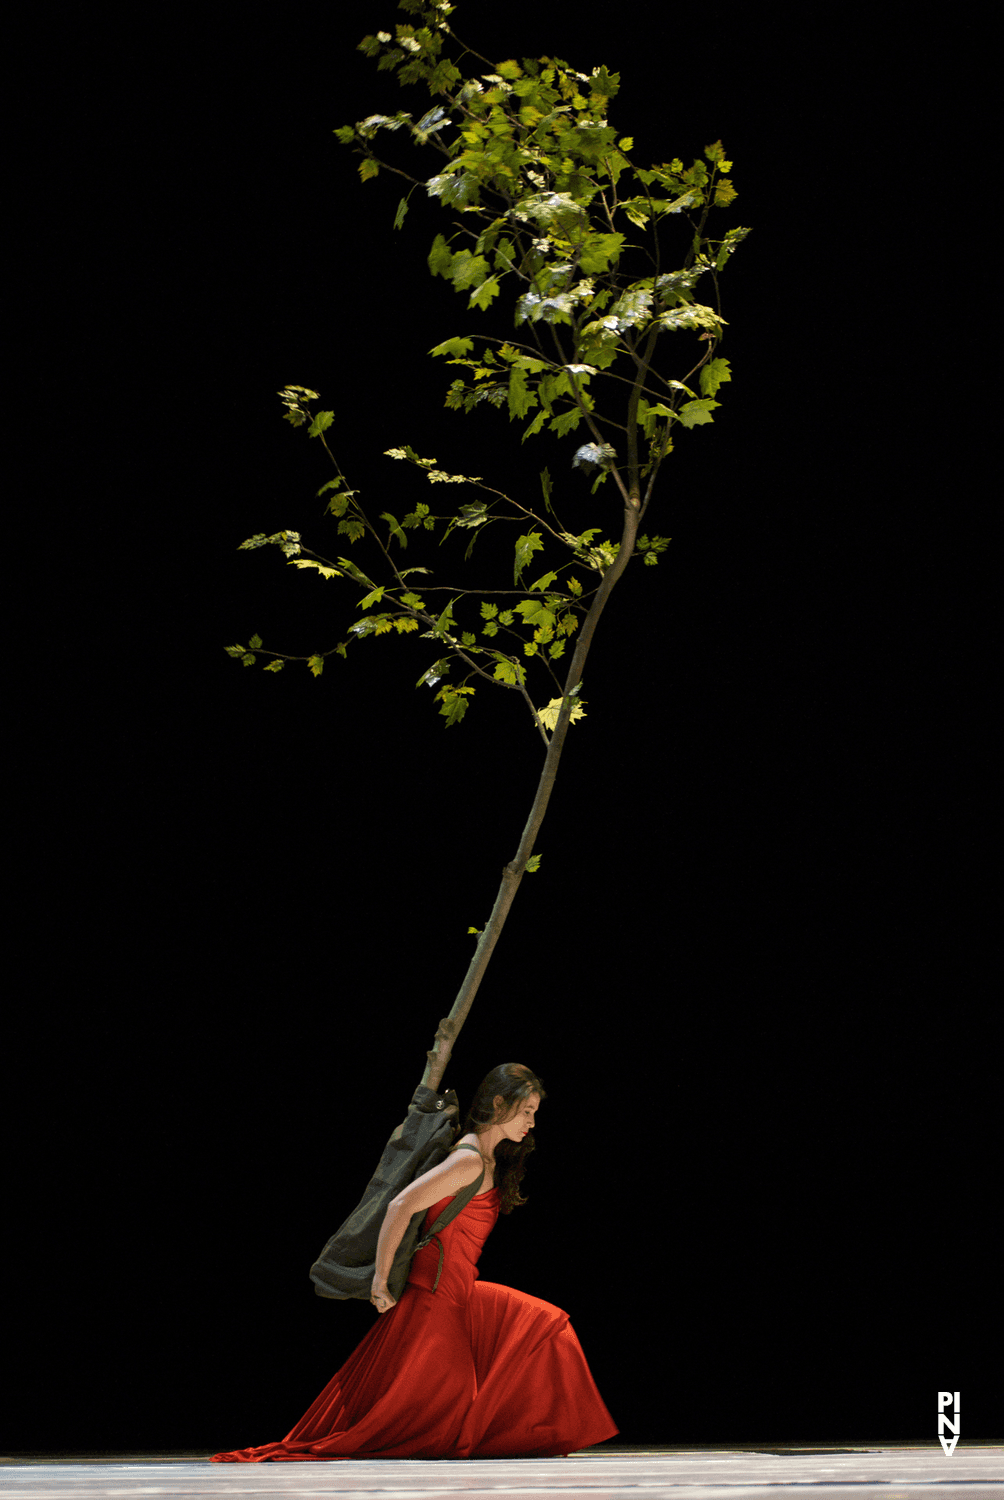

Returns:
938,1391,960,1456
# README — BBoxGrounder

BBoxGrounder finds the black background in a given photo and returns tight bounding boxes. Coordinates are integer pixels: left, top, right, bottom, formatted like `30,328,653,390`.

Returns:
8,0,997,1457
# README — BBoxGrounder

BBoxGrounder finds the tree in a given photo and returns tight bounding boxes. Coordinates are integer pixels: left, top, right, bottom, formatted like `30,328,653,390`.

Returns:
225,0,750,1091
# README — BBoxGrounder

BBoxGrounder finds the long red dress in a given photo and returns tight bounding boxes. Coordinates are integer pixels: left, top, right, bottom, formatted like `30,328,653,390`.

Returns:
211,1185,618,1460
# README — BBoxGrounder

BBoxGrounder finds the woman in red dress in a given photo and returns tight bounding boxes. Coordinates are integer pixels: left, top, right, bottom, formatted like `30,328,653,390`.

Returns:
212,1063,618,1461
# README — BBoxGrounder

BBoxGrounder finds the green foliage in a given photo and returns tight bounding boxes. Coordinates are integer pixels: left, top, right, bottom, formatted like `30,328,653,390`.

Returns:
435,683,475,725
227,3,748,739
331,4,747,490
513,530,544,585
700,357,732,398
308,410,335,438
636,534,671,566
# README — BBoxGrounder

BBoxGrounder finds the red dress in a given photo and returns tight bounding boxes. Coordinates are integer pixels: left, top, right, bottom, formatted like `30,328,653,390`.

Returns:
211,1186,618,1460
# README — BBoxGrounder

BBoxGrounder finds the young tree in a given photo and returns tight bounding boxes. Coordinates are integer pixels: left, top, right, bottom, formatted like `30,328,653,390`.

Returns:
226,0,749,1091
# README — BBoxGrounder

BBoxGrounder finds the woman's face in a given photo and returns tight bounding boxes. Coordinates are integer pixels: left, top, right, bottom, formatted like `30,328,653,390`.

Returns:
498,1091,540,1142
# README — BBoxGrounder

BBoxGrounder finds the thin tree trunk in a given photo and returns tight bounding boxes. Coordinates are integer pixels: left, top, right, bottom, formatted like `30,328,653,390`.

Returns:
420,490,642,1092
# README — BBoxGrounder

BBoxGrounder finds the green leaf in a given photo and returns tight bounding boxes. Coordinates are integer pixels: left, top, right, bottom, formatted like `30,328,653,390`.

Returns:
621,197,651,228
589,64,620,99
578,232,625,274
469,275,500,311
637,534,672,566
385,445,436,467
714,225,752,271
540,467,553,512
263,660,284,672
308,410,335,438
453,501,489,528
393,196,409,230
429,336,474,358
525,854,542,873
606,288,652,330
435,684,475,726
515,598,554,625
514,190,586,227
417,658,451,689
676,398,720,428
636,398,674,439
335,555,377,588
435,597,459,637
656,303,727,335
529,570,558,592
549,409,582,439
358,586,386,610
403,502,432,529
492,658,521,686
428,233,454,278
450,251,490,290
508,364,536,421
700,357,732,398
290,558,342,580
505,350,549,374
428,170,480,209
308,655,325,677
428,469,484,484
514,530,544,585
248,634,263,650
380,511,408,548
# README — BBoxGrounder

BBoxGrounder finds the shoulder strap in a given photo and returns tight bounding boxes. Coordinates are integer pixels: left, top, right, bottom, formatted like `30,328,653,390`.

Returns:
416,1154,486,1292
452,1143,481,1153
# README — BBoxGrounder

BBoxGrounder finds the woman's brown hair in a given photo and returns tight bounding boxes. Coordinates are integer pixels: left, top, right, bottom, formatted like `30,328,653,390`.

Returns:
449,1062,547,1215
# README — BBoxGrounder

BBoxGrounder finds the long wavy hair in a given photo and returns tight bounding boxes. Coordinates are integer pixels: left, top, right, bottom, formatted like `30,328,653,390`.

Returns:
448,1062,547,1215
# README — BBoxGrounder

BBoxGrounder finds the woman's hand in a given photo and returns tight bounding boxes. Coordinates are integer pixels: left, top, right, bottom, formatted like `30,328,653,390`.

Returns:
370,1277,397,1315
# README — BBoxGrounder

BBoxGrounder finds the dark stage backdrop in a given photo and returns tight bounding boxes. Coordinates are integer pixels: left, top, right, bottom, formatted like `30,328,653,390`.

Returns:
7,0,997,1457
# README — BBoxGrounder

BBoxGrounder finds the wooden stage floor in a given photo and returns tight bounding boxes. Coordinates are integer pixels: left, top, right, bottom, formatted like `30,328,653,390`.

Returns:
0,1442,1000,1497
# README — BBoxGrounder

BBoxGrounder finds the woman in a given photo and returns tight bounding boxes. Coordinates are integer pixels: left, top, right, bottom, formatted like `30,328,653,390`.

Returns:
211,1063,618,1461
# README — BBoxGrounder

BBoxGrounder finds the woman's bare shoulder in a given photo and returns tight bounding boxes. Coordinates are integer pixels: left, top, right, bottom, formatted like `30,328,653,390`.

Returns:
449,1136,483,1156
393,1140,484,1214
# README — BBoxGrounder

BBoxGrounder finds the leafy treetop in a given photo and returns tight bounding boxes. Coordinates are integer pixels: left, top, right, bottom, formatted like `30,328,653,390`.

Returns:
227,0,749,743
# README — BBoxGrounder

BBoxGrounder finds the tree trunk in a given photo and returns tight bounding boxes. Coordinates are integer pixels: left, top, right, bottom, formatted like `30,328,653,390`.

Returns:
420,489,642,1092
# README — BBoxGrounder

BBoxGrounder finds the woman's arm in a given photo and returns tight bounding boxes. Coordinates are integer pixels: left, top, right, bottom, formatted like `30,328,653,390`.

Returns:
373,1197,417,1286
370,1150,484,1311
